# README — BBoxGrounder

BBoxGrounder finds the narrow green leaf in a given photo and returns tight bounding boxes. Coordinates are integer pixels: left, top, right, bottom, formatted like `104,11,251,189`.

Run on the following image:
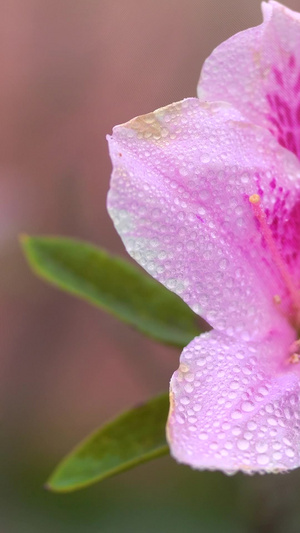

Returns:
21,235,204,347
46,393,169,492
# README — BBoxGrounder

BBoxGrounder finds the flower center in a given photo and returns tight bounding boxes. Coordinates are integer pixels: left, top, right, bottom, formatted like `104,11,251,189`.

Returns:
249,194,300,337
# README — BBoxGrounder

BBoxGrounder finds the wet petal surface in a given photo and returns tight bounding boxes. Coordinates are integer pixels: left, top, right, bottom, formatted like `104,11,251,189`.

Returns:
168,329,300,473
198,2,300,159
108,98,300,338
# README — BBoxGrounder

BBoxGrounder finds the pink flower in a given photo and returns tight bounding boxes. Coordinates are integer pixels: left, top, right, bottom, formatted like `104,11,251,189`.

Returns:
107,1,300,473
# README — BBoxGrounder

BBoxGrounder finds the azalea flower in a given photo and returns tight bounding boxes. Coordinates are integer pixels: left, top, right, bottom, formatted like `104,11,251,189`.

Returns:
107,1,300,473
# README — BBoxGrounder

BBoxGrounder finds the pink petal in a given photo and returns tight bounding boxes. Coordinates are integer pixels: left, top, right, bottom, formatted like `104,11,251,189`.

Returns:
168,328,300,474
198,1,300,159
107,98,300,338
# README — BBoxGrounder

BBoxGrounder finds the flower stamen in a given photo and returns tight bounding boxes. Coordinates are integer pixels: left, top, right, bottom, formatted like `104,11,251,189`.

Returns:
249,194,300,327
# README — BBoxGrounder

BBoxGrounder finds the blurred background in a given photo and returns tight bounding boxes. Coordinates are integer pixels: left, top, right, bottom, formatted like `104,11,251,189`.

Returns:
2,0,300,531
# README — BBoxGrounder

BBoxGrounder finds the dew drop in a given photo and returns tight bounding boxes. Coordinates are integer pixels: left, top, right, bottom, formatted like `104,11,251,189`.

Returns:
255,442,268,453
231,410,242,420
180,396,190,405
176,414,185,424
241,401,255,412
184,373,195,383
194,403,202,412
258,386,269,396
200,153,211,163
237,439,249,451
241,172,250,184
257,454,269,466
273,452,282,461
285,448,295,458
222,422,230,431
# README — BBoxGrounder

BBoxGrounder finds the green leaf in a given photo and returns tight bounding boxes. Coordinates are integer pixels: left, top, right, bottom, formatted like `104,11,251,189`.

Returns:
46,393,169,492
21,235,204,347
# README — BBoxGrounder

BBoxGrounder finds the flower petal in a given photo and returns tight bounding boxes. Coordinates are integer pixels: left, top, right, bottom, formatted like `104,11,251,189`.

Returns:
107,98,299,337
198,1,300,158
168,328,300,474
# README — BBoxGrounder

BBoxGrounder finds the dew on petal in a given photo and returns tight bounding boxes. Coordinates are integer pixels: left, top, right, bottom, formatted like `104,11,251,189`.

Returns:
257,454,270,466
237,439,250,451
241,401,255,412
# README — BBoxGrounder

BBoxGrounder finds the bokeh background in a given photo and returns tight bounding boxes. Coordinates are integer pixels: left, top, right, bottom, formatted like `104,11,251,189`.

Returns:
2,0,300,531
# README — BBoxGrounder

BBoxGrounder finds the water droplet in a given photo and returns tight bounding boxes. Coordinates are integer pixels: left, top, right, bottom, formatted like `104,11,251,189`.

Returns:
198,432,208,440
256,442,268,453
285,448,295,458
166,278,177,290
258,386,269,396
193,403,202,412
241,401,255,412
241,172,249,184
284,407,292,420
273,452,282,461
179,166,188,177
176,414,185,424
200,153,210,163
219,258,228,271
237,439,249,451
179,364,189,373
231,410,242,420
220,449,228,457
184,373,194,383
242,366,252,376
222,422,230,431
180,396,190,405
257,454,269,466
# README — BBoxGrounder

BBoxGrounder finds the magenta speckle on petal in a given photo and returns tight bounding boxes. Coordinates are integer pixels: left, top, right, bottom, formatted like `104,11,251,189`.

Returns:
273,67,284,88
